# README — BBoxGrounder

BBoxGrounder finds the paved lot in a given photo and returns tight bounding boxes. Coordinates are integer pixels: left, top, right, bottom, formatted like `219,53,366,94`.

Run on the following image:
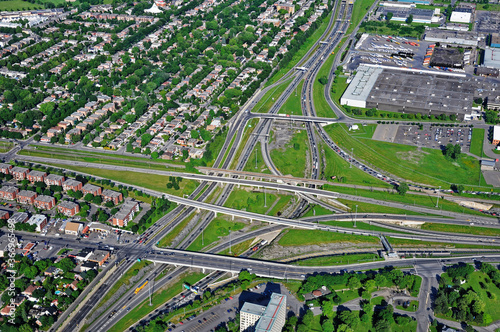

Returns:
475,10,500,33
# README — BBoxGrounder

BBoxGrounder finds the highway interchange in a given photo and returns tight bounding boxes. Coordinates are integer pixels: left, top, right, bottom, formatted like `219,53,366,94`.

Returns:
7,1,500,332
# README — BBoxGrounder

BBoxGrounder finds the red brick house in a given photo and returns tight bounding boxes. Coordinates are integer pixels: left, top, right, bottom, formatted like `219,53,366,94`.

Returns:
45,174,65,186
57,201,80,217
27,170,46,184
0,186,18,200
17,190,37,205
34,195,55,210
0,164,12,175
81,183,102,196
62,179,82,192
102,189,123,205
10,167,29,181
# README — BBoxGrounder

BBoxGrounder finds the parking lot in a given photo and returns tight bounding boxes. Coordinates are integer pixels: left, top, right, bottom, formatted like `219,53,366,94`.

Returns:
475,10,500,33
373,124,473,152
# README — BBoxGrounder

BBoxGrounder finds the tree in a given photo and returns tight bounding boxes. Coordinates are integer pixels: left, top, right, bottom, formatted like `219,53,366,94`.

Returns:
92,195,102,205
347,276,362,290
84,193,94,202
321,319,334,332
396,183,409,196
386,12,393,21
406,14,413,24
57,257,76,273
318,76,328,85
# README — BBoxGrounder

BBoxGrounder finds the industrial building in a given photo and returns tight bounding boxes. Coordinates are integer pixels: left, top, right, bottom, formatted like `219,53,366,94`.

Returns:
484,48,500,69
377,7,436,24
430,47,464,68
240,293,286,332
341,65,474,119
423,29,479,47
450,10,472,23
491,34,500,48
492,126,500,145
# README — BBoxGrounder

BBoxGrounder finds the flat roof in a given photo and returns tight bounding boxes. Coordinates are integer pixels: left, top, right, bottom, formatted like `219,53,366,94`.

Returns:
255,293,286,332
484,48,500,69
341,65,383,104
494,126,500,142
241,302,266,316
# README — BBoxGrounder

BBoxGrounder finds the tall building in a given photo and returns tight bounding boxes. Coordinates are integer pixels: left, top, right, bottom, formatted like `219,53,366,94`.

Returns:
240,293,287,332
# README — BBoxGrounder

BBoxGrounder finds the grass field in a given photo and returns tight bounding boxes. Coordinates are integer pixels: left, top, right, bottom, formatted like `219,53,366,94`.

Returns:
323,123,484,187
321,220,411,234
278,229,379,246
470,128,485,158
219,238,255,256
270,130,308,178
303,205,333,217
320,142,390,187
242,143,271,174
0,142,13,153
279,81,303,115
108,272,205,332
330,74,349,103
223,188,287,215
337,198,428,216
267,194,293,216
266,11,333,86
186,216,245,252
347,0,376,34
254,78,292,113
293,253,382,266
387,236,500,250
230,118,259,169
326,185,490,218
478,4,500,11
421,223,500,237
46,165,198,197
440,271,500,324
0,0,42,10
157,211,197,248
397,300,419,312
349,124,377,139
94,260,152,313
313,55,336,118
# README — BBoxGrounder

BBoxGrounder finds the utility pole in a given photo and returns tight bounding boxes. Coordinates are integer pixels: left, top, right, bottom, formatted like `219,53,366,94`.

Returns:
255,149,258,169
202,228,204,246
264,189,267,207
354,205,358,228
148,280,152,306
229,228,232,254
350,148,354,168
435,186,441,208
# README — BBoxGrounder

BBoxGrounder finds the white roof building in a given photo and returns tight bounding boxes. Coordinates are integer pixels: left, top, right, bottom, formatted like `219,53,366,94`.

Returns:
450,11,471,23
27,214,47,232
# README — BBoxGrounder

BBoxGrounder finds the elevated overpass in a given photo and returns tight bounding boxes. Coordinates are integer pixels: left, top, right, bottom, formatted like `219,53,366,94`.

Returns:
248,111,337,124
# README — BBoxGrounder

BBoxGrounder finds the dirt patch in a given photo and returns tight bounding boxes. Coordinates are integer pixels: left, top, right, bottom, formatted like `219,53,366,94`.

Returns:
395,149,427,164
372,124,399,142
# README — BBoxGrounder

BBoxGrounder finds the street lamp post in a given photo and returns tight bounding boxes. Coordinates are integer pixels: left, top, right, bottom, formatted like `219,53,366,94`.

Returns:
350,148,354,168
229,228,232,255
436,186,441,208
354,205,358,227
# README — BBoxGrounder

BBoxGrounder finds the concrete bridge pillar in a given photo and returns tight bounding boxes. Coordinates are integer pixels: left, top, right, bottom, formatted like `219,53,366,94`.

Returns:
197,208,200,213
237,184,240,189
214,211,217,217
232,215,234,221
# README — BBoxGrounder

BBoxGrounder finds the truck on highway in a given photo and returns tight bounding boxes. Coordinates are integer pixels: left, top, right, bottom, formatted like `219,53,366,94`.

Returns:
135,280,148,294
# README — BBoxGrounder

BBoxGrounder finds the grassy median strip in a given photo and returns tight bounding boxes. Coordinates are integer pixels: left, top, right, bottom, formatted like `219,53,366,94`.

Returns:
254,78,292,113
293,253,382,266
337,198,429,216
387,237,500,250
470,128,485,158
324,123,485,188
108,272,206,332
279,80,304,115
313,54,337,118
186,216,245,252
157,211,197,248
270,130,308,178
320,220,412,235
224,188,285,215
278,229,379,246
421,223,500,237
243,143,272,174
219,238,255,256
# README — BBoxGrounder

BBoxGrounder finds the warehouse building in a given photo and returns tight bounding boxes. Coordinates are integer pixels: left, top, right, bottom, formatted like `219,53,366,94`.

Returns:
378,7,436,23
240,293,287,332
491,34,500,48
430,47,464,68
423,29,479,47
492,126,500,145
484,48,500,69
341,65,474,119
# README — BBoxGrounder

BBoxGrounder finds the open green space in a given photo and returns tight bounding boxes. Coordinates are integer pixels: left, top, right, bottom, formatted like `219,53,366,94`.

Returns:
320,142,389,187
347,0,377,34
94,260,152,314
266,11,333,86
0,142,13,153
44,164,198,197
219,238,255,256
242,143,271,174
278,229,379,246
186,216,245,252
293,253,382,266
397,300,419,312
157,211,197,248
270,129,309,178
267,194,293,216
321,220,412,235
109,272,205,332
348,124,377,139
279,80,303,115
230,118,259,169
303,204,333,218
326,185,491,218
337,198,428,216
470,128,485,158
387,236,500,250
0,0,42,10
478,4,500,11
324,123,484,187
223,188,287,215
254,78,292,113
313,55,336,118
57,248,72,255
421,223,500,237
330,73,349,105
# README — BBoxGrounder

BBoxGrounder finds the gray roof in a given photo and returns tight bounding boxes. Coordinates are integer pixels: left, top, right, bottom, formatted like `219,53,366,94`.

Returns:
341,65,383,105
484,48,500,69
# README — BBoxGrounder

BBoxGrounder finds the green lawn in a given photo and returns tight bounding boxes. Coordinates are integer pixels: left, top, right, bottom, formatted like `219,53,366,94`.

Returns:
94,260,152,313
266,11,333,86
254,78,292,113
279,80,303,115
57,248,72,255
397,300,419,312
157,211,197,248
186,216,245,252
108,272,205,332
320,142,389,187
293,253,382,266
267,194,293,216
330,74,349,103
470,128,485,158
0,142,13,153
313,55,336,118
349,124,377,139
347,0,377,34
303,205,333,217
46,165,198,197
230,118,259,169
323,123,484,187
326,185,490,218
219,238,255,256
478,4,500,11
440,271,500,324
278,229,379,246
337,198,428,216
270,130,308,178
387,236,500,250
0,0,42,10
320,220,411,234
421,223,500,237
223,188,285,215
242,143,271,174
